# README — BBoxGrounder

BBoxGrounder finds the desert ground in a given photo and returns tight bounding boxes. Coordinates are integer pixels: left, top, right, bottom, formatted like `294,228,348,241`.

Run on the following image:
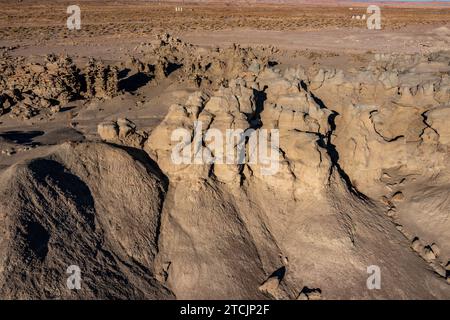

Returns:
0,0,449,299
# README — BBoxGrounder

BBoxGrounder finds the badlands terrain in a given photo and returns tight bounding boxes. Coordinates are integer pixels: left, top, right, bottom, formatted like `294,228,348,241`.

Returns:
0,0,450,299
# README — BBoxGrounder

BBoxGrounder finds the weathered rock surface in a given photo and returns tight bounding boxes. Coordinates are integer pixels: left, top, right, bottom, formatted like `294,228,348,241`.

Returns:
1,38,450,300
0,142,173,299
0,54,120,119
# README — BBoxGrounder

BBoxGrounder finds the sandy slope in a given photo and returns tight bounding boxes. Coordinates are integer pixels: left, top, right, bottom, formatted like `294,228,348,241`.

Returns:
0,2,449,299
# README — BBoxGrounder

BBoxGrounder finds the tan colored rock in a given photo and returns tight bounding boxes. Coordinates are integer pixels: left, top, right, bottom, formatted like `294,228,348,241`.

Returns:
392,191,405,202
0,142,173,299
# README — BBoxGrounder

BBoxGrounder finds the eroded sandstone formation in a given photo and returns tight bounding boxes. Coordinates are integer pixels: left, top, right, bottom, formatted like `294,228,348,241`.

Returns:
0,54,120,119
95,50,450,299
1,36,449,299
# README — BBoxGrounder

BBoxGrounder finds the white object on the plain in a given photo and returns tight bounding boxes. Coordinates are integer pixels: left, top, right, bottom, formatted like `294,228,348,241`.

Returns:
367,5,381,30
67,5,81,30
66,265,82,290
175,6,183,12
366,265,381,290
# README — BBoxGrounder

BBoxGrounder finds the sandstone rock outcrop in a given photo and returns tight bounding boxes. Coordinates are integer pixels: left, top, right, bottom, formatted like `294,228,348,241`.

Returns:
0,54,120,119
0,142,173,299
1,36,450,300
